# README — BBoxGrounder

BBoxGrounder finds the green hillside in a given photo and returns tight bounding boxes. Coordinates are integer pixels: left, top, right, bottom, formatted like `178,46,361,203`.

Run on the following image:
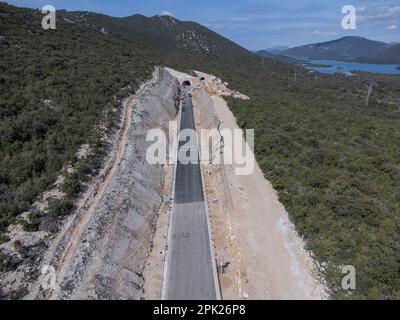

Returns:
373,44,400,64
0,3,155,234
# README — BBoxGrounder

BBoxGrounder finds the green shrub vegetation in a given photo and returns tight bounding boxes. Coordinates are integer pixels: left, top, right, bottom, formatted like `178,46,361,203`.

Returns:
224,72,400,299
61,172,81,198
0,3,153,233
47,198,74,217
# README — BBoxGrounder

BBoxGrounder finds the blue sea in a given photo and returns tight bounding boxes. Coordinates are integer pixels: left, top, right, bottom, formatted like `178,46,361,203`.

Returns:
305,59,400,76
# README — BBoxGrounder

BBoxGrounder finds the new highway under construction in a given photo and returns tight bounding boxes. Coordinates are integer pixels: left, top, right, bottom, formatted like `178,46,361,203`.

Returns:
162,85,220,300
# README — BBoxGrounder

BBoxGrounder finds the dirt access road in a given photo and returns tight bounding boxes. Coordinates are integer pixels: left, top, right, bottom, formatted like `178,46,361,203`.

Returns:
161,86,219,300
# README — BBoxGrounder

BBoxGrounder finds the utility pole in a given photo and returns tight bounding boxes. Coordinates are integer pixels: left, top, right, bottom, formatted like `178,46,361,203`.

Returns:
294,68,297,82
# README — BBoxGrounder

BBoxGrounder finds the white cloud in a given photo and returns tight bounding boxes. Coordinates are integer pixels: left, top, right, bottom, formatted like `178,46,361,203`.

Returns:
358,5,400,21
227,17,252,22
161,10,173,17
386,24,398,30
305,30,338,36
205,23,223,30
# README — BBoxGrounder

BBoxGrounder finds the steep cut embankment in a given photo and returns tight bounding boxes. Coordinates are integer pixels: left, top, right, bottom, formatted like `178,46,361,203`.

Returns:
27,68,180,300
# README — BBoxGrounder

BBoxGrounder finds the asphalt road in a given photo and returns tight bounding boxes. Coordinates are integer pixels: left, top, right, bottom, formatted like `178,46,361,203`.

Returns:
163,86,217,300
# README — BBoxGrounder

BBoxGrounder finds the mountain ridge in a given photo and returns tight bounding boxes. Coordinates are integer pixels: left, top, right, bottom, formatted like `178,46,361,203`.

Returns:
281,36,400,63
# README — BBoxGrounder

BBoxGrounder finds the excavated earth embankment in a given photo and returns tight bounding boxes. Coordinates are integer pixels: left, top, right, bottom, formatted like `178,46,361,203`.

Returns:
26,67,181,300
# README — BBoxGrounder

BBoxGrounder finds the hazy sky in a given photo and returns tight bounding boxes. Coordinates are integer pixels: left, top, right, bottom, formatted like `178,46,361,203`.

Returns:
7,0,400,50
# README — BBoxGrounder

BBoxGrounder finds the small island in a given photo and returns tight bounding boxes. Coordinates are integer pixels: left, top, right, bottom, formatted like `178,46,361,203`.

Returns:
397,65,400,70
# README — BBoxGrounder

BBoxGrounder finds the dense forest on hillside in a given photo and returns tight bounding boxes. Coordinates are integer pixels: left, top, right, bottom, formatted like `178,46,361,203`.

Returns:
0,4,154,235
227,71,400,299
0,2,399,299
0,2,286,239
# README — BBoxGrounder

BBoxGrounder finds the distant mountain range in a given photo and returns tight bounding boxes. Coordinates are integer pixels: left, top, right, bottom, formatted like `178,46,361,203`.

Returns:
257,36,400,64
371,43,400,64
255,49,297,64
